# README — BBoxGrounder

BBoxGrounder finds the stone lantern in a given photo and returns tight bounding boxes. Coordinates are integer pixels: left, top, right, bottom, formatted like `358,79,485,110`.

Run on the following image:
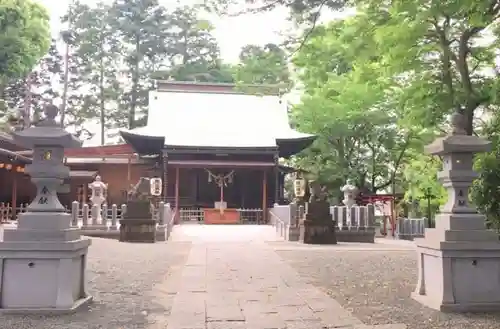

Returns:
88,175,108,224
0,104,92,313
341,179,357,208
412,112,500,312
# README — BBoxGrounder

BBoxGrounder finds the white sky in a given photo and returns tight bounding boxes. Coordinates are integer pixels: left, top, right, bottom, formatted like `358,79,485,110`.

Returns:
38,0,292,63
37,0,353,63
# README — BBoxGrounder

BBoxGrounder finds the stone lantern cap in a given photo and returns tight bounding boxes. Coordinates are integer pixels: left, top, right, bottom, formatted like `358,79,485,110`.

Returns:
11,104,82,149
341,179,357,192
425,112,490,155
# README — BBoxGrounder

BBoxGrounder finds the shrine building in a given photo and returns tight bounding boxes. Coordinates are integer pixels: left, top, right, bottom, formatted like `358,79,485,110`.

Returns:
118,81,315,223
2,81,315,224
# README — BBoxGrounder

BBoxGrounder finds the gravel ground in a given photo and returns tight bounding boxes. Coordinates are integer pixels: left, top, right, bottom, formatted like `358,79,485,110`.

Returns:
273,243,500,329
0,237,191,329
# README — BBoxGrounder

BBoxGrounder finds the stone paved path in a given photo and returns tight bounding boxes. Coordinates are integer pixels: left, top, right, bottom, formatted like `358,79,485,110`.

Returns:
160,225,406,329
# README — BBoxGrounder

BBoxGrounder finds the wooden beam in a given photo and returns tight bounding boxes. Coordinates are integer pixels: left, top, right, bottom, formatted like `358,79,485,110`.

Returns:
262,170,267,224
174,167,180,224
11,175,17,221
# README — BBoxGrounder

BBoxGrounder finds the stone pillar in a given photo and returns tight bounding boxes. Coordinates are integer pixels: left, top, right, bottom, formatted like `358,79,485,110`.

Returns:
71,201,79,227
367,203,375,227
0,104,92,313
156,201,168,241
110,204,118,230
340,206,348,230
412,112,500,312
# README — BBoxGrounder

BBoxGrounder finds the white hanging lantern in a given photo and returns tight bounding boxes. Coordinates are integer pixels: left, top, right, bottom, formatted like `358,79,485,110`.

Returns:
150,177,162,196
294,178,306,197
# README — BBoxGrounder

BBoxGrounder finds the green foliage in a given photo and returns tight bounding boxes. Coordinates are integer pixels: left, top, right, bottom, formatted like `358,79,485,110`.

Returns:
472,114,500,231
235,43,290,86
204,0,347,22
290,19,425,196
288,0,500,219
0,0,50,81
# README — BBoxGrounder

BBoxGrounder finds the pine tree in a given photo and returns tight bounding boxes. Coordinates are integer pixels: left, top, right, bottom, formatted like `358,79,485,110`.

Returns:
109,0,170,129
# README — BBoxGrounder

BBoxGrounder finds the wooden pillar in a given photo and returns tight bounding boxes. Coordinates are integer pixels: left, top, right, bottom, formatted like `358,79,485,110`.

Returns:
126,155,132,186
11,173,17,221
83,184,87,206
262,170,267,224
162,154,168,202
273,153,279,204
174,167,180,224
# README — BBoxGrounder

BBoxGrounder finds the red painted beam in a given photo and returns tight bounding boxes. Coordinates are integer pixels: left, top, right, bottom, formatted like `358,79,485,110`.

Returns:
64,144,134,157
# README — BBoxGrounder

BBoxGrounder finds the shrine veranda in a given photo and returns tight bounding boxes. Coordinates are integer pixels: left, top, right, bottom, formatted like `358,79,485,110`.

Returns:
0,81,316,224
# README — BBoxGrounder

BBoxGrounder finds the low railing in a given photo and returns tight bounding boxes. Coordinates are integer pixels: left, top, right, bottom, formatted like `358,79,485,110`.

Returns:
270,203,300,240
1,201,176,241
396,217,426,240
71,202,127,230
0,203,29,222
239,208,263,224
180,207,204,222
179,207,265,224
271,203,377,242
331,204,376,230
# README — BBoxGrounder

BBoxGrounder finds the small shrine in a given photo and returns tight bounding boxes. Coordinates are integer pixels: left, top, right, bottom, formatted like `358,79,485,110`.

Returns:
203,169,239,224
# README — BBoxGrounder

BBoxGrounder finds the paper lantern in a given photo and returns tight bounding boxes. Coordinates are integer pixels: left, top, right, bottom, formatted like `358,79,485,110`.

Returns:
6,164,12,170
150,177,162,196
293,178,306,197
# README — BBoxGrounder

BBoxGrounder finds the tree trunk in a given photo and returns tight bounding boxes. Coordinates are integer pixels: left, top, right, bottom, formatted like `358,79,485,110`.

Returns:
60,42,70,128
99,48,105,145
129,37,140,129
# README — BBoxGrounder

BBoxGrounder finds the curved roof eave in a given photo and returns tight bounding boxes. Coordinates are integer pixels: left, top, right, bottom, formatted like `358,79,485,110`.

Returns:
119,129,165,155
276,134,317,158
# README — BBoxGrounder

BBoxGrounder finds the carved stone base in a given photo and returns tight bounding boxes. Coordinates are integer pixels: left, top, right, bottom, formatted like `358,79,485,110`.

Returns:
288,226,300,241
119,219,157,243
336,229,375,243
303,219,337,244
124,200,151,219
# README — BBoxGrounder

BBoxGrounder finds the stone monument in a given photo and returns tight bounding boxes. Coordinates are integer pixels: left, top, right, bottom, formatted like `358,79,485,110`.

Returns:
119,177,157,243
88,175,107,224
303,181,337,244
412,112,500,312
0,104,92,313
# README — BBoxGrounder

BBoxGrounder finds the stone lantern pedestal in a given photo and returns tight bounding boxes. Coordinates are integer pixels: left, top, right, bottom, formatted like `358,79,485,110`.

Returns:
303,181,337,244
0,105,92,314
412,113,500,312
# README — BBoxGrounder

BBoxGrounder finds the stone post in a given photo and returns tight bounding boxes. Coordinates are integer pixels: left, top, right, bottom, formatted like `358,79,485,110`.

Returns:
110,204,118,230
367,203,375,227
357,206,366,230
0,104,92,313
71,201,79,227
412,112,500,312
156,201,168,241
81,203,89,229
